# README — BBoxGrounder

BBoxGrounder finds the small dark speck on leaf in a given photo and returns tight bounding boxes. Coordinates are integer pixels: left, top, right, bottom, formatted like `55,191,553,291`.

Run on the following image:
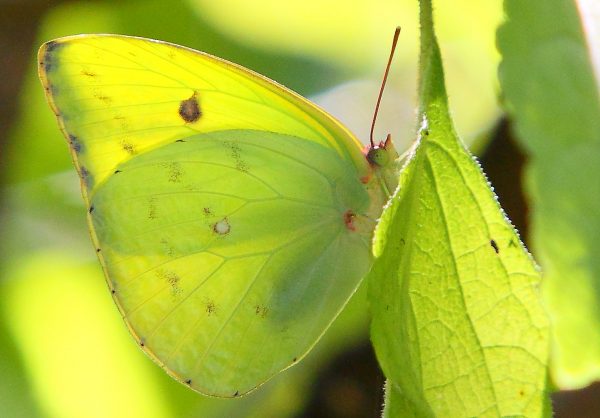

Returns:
88,205,94,214
176,139,186,143
96,248,101,253
114,169,122,174
292,357,297,363
490,239,499,253
233,391,239,397
185,379,192,385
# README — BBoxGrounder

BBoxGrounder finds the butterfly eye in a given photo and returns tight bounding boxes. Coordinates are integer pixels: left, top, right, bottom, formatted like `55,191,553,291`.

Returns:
366,146,390,167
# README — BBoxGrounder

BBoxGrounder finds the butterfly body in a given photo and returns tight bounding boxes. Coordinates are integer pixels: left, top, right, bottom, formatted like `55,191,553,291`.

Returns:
38,35,399,396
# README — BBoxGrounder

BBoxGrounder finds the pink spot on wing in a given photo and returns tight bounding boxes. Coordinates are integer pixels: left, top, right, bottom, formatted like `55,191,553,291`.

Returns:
344,210,356,231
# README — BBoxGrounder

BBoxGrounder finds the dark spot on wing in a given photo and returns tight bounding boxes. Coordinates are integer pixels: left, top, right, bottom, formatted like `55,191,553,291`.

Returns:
45,40,60,53
41,41,61,72
223,141,249,172
206,300,217,316
212,218,230,235
96,94,112,105
160,238,175,257
490,239,499,253
113,115,129,131
165,162,183,183
179,92,201,123
155,269,182,297
148,197,157,220
80,166,92,188
167,272,182,296
48,84,59,96
69,134,82,153
255,305,269,318
343,210,356,231
121,141,135,155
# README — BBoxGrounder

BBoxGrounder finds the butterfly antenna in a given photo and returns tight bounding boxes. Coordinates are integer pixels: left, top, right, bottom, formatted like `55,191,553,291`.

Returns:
369,26,401,148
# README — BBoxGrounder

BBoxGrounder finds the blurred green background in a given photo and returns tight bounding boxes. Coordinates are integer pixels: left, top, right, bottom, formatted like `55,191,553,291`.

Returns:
0,0,596,417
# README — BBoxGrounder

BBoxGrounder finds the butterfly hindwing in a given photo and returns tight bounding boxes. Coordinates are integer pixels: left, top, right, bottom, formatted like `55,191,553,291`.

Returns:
91,130,371,395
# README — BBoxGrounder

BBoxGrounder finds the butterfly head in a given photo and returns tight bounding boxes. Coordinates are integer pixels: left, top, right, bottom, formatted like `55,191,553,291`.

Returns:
362,133,400,203
366,134,398,169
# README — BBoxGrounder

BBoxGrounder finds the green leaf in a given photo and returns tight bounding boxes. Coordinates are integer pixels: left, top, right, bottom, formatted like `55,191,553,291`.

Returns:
369,0,551,416
382,380,426,418
498,0,600,389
